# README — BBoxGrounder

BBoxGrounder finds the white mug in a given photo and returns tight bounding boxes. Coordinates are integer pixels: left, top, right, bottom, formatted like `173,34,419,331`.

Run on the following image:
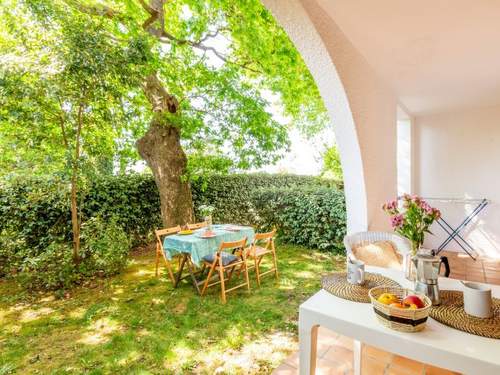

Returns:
462,281,492,318
347,258,365,285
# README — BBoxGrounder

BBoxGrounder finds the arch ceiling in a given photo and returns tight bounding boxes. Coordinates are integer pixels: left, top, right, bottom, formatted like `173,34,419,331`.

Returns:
317,0,500,115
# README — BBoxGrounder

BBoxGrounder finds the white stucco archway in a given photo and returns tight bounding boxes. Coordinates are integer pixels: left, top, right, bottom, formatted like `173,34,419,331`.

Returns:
262,0,398,233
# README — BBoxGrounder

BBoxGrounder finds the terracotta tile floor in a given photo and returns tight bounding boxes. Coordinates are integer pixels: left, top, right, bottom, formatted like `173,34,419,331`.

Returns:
273,251,500,375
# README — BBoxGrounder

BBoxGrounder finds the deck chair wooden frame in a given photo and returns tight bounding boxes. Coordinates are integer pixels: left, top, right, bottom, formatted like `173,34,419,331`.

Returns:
200,237,250,304
187,221,208,230
247,230,278,286
155,225,181,283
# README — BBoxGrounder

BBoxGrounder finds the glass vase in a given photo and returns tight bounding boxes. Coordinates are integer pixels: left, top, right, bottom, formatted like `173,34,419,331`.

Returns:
204,215,213,231
404,242,421,281
404,253,416,281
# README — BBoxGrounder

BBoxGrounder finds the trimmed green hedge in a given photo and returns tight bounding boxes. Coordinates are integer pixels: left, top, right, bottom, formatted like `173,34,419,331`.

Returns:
191,173,335,224
0,175,162,251
0,173,331,252
252,187,346,252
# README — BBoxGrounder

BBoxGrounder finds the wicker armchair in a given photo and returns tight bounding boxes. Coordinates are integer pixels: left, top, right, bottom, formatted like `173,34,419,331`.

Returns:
344,231,411,265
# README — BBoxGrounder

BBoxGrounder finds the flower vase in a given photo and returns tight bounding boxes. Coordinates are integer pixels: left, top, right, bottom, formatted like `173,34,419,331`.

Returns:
403,253,416,281
205,215,213,231
404,242,420,281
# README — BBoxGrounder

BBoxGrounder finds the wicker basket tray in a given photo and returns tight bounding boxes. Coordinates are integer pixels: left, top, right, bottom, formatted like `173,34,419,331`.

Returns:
369,286,432,333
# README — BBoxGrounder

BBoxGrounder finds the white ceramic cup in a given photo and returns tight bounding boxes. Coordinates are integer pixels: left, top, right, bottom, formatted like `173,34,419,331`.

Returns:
462,281,493,318
347,258,365,285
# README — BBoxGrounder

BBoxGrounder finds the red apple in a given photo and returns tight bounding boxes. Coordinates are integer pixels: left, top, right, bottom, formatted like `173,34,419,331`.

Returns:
403,295,425,309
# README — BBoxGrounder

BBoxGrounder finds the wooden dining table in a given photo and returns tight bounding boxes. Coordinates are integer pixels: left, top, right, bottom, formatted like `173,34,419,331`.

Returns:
162,224,255,293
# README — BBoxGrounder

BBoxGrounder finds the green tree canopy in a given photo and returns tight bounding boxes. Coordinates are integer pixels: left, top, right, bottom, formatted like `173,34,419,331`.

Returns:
0,0,328,178
321,144,343,182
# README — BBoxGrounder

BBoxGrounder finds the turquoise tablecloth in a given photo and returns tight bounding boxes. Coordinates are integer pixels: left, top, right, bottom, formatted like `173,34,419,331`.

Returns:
163,224,255,267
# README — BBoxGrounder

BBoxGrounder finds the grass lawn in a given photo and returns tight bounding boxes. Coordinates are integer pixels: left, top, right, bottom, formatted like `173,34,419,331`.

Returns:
0,243,344,374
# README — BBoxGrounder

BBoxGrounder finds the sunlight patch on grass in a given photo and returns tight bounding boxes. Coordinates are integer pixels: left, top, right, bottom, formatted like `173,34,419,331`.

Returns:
20,307,55,323
77,318,123,345
117,350,142,366
173,345,194,362
278,284,297,290
39,295,56,303
295,270,315,278
2,324,21,334
201,330,296,374
137,328,150,337
68,306,86,319
7,302,30,314
151,297,165,305
135,268,155,277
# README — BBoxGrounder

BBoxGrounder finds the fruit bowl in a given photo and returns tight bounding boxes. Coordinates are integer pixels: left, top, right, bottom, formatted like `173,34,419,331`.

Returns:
369,286,432,333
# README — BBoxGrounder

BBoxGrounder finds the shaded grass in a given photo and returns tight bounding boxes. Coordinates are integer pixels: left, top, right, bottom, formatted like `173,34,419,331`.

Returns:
0,244,344,374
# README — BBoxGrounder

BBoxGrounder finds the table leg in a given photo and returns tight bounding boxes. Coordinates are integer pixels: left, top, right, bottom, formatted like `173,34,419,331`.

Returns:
187,258,201,295
353,339,362,375
299,322,318,375
174,254,187,288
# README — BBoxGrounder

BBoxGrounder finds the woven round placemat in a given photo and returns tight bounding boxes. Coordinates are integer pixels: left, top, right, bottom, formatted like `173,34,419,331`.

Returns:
429,290,500,339
321,272,401,303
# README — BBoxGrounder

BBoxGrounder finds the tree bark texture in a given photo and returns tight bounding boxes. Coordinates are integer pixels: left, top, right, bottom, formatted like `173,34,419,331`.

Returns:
137,123,194,227
138,73,194,227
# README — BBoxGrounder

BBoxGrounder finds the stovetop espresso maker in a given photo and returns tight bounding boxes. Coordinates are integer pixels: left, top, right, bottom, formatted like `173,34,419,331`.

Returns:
412,251,450,305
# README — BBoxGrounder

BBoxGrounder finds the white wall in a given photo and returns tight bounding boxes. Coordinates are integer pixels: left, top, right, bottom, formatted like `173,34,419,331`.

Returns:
414,105,500,258
263,0,398,233
298,0,398,232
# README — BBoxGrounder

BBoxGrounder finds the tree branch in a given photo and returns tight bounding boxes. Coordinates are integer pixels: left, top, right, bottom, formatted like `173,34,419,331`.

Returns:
63,0,123,20
137,0,156,15
57,98,70,149
65,0,262,74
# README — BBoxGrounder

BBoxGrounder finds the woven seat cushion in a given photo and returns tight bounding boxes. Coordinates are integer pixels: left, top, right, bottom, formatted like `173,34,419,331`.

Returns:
202,252,238,266
352,241,402,270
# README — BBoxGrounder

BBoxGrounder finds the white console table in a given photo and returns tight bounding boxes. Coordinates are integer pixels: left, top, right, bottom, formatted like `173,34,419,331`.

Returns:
299,266,500,374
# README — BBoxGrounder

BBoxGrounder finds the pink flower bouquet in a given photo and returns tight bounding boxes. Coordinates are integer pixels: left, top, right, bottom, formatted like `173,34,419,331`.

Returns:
382,194,441,255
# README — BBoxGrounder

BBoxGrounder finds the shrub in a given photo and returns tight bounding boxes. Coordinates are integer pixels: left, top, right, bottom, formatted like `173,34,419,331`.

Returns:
252,187,347,252
83,175,162,245
191,173,336,224
5,217,130,291
0,176,72,253
80,216,131,276
17,241,77,291
0,229,28,278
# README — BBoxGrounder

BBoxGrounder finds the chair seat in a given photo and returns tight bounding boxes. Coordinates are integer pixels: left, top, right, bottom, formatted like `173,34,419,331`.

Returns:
249,246,272,257
202,252,239,266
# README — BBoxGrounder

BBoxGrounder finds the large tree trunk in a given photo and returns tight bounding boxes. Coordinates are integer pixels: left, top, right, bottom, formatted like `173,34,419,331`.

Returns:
137,122,194,227
138,73,194,227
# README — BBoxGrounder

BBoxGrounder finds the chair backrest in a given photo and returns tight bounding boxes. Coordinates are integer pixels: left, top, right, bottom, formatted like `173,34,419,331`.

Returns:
252,229,276,248
187,221,208,230
155,225,181,246
218,237,247,257
343,231,411,258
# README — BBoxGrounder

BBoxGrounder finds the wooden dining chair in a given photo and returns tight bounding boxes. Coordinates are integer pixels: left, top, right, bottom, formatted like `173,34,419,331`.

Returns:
200,237,250,303
155,225,181,283
247,230,278,286
187,221,208,230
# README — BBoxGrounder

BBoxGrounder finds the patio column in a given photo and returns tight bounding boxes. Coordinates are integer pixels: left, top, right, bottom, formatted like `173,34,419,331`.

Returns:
263,0,398,232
